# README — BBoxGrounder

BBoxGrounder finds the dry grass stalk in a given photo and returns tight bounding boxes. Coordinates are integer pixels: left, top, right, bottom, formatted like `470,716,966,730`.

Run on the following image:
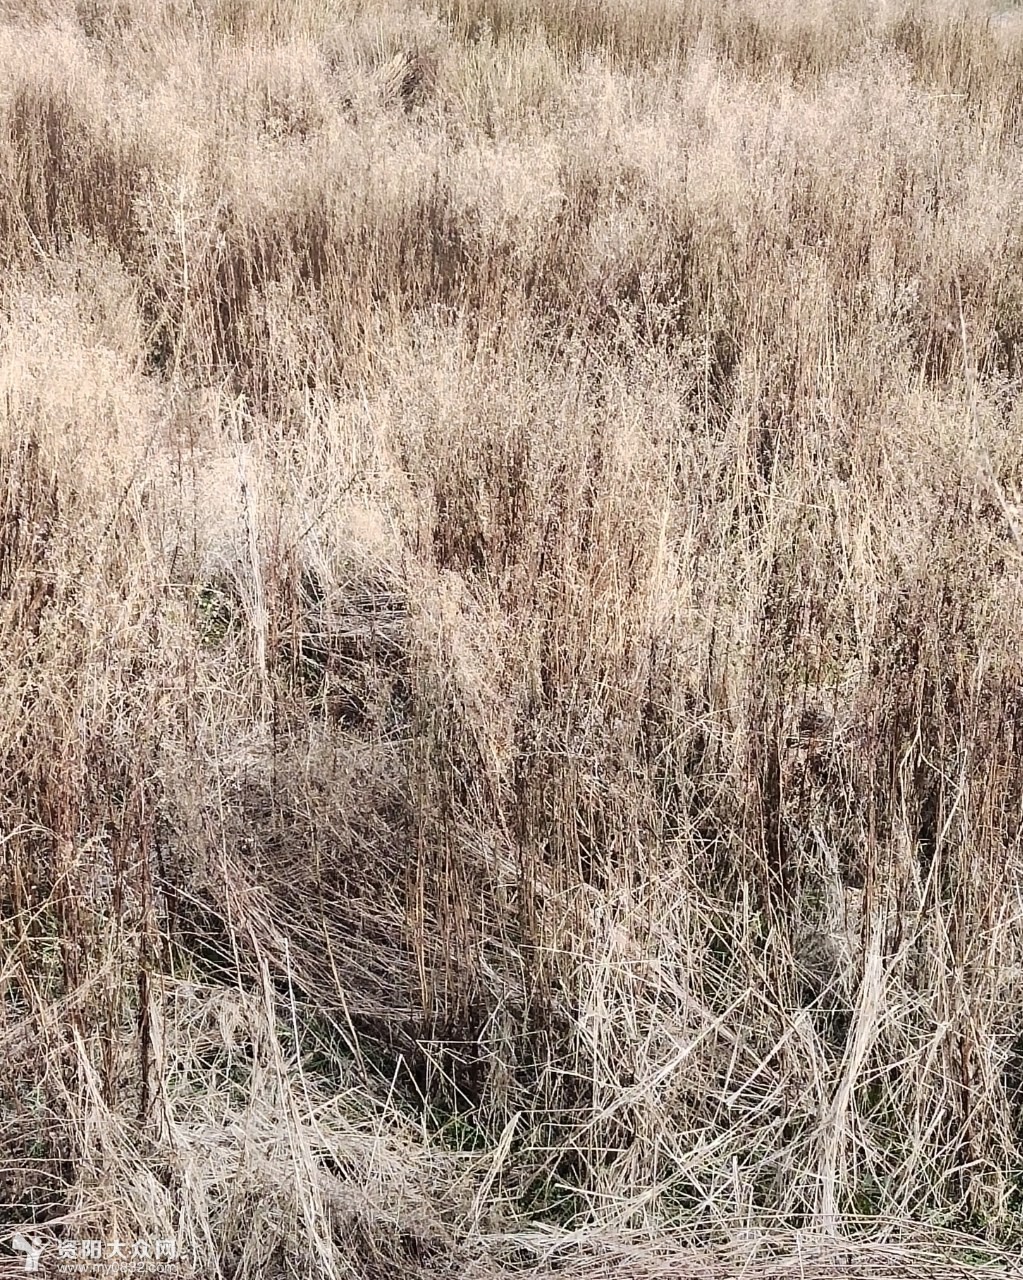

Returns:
2,0,1023,1276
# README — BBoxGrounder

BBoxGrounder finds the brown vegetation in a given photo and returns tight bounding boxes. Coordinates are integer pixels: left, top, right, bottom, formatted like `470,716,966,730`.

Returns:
2,0,1023,1276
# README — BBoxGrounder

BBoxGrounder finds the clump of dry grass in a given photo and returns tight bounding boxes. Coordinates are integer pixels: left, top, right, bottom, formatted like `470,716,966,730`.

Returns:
2,0,1023,1277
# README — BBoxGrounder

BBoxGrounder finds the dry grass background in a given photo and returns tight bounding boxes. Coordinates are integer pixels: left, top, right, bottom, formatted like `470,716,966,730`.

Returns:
2,0,1023,1275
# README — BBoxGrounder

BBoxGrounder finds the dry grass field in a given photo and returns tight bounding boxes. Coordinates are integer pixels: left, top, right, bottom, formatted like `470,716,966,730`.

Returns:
2,0,1023,1275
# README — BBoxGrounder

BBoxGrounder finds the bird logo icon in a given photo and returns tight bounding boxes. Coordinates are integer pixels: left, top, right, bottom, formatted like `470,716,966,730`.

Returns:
10,1233,45,1273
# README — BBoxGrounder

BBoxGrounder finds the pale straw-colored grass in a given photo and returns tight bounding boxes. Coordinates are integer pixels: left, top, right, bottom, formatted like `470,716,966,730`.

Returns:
2,0,1023,1276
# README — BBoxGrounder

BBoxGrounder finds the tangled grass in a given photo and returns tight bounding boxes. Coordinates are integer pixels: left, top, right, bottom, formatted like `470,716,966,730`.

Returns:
2,0,1023,1275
